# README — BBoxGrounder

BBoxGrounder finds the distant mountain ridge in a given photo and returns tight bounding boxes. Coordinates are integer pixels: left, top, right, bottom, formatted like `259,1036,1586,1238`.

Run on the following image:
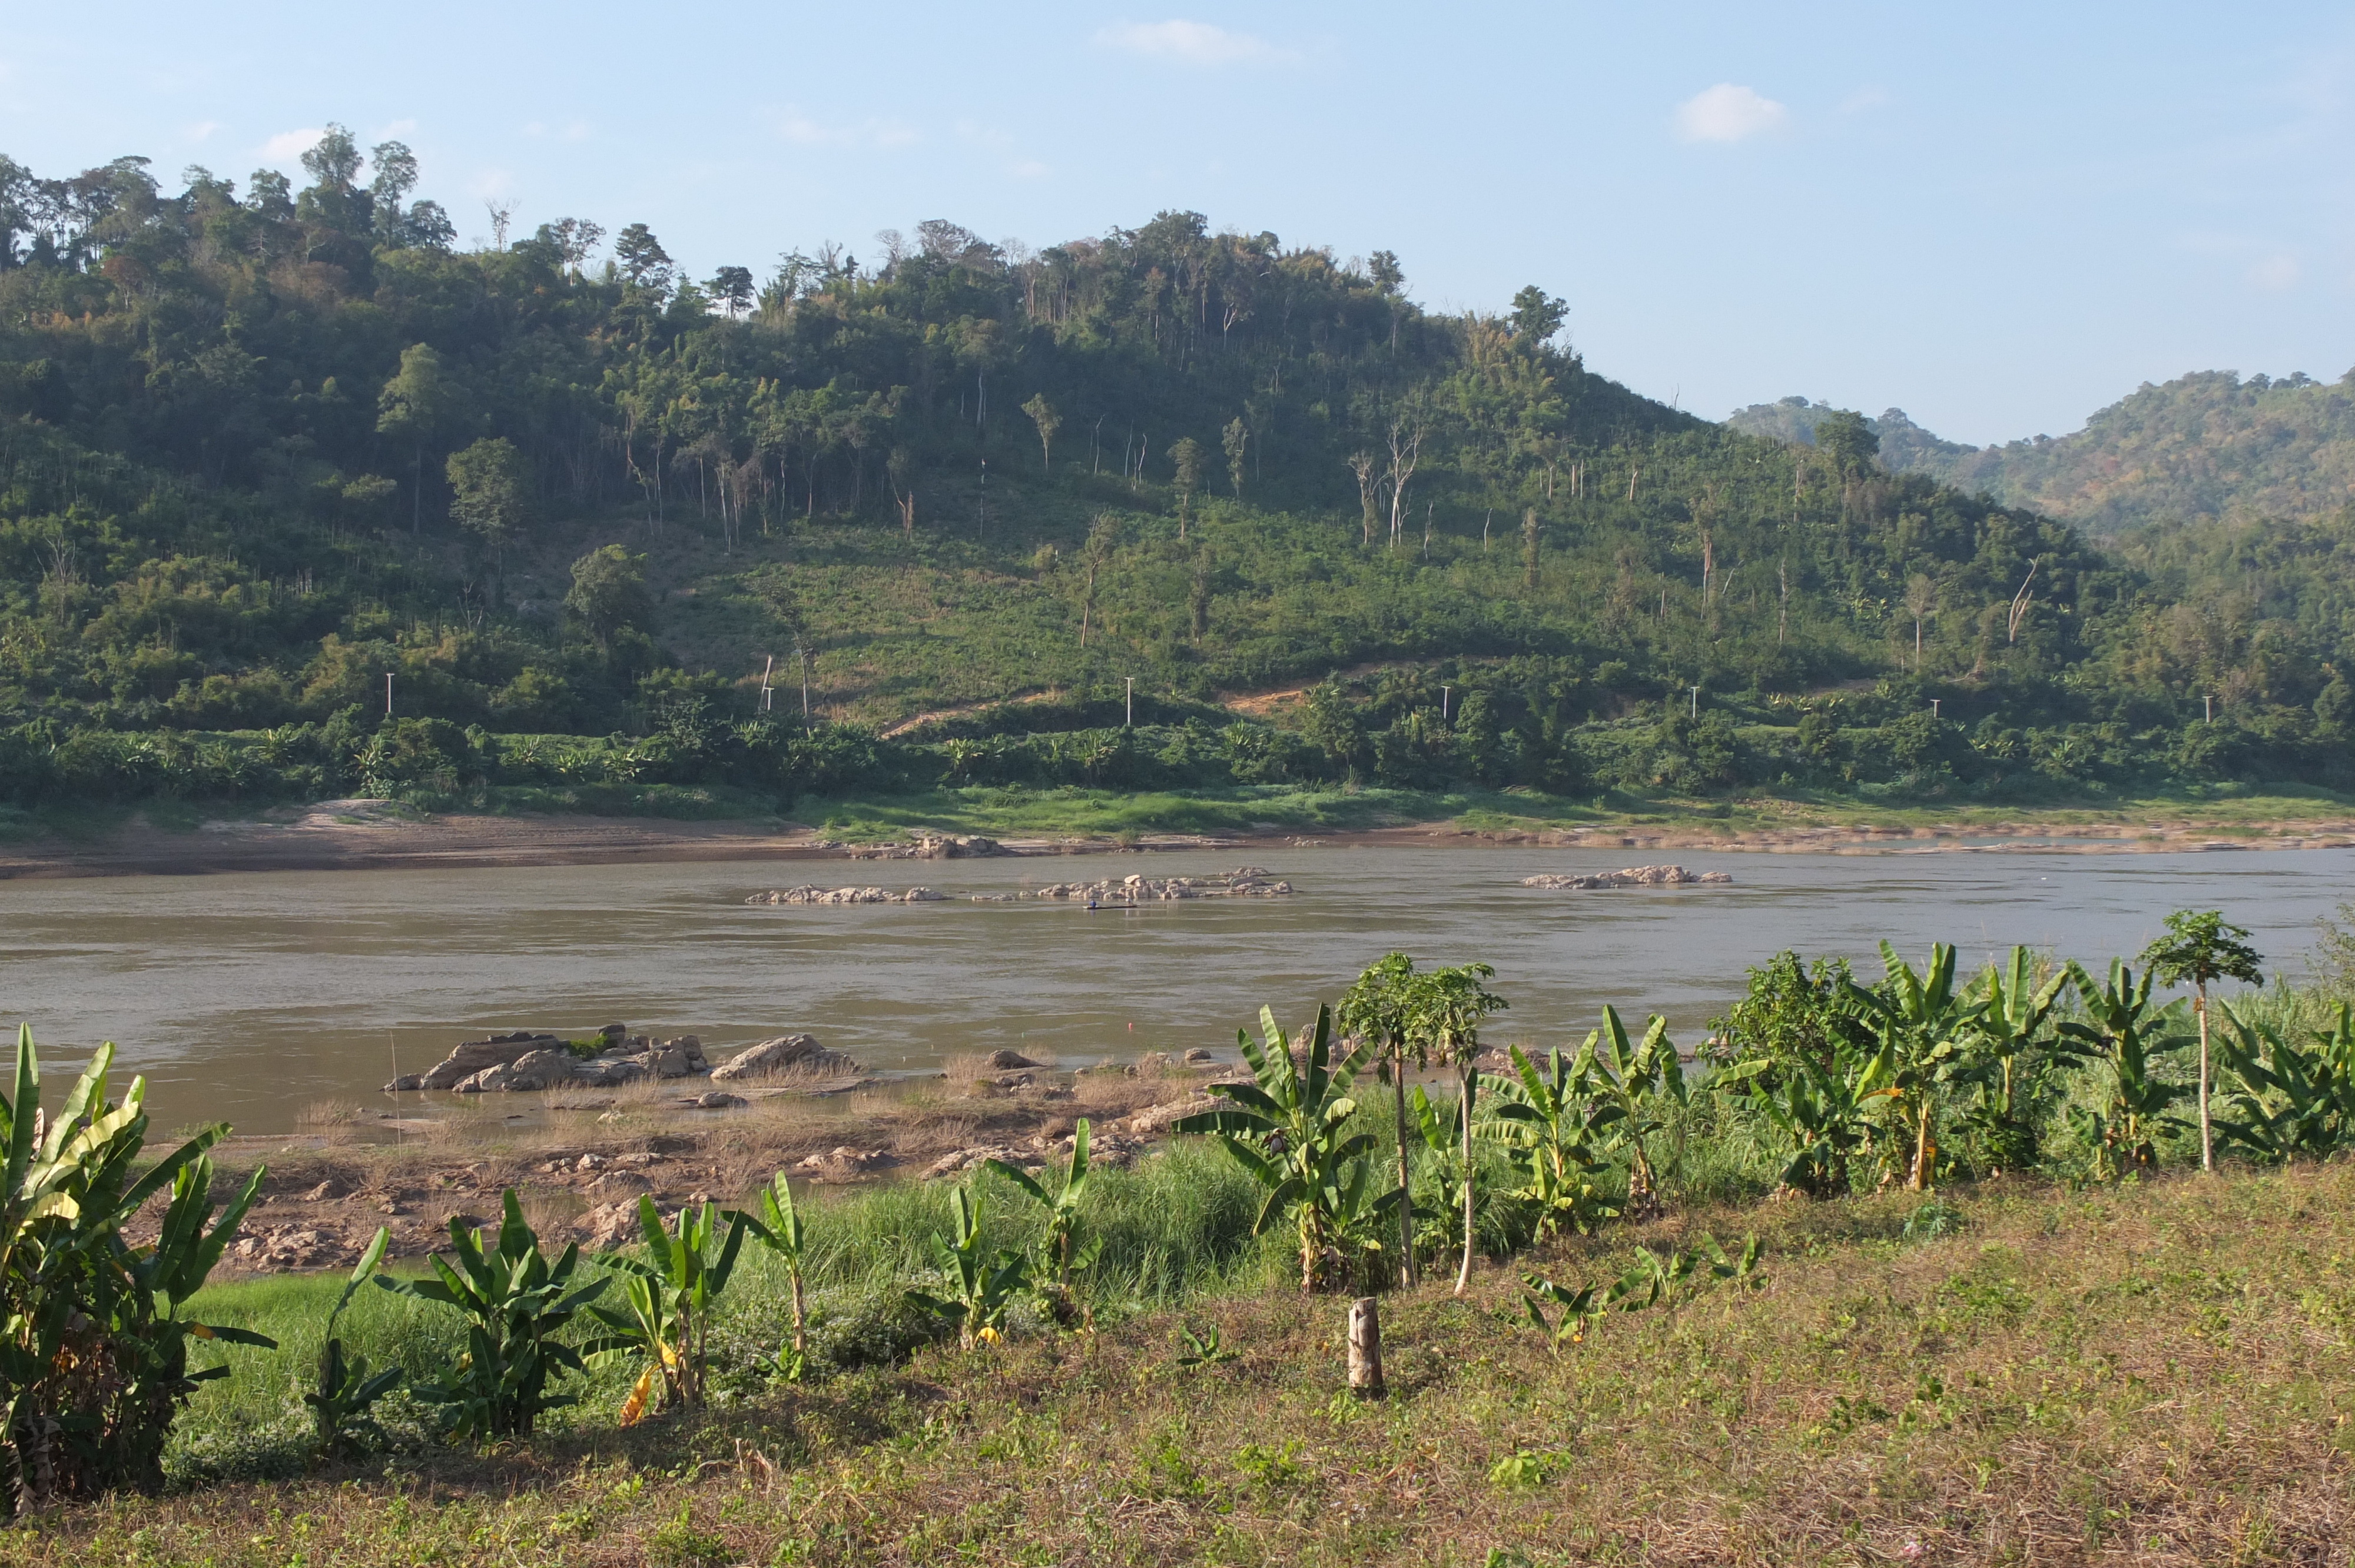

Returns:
1728,368,2355,533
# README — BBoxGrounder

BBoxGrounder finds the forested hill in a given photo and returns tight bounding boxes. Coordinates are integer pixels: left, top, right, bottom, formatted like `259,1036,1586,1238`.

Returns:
1,131,2350,812
1729,369,2355,533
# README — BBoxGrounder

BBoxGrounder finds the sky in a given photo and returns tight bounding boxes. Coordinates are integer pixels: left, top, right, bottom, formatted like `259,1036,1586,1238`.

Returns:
3,1,2349,446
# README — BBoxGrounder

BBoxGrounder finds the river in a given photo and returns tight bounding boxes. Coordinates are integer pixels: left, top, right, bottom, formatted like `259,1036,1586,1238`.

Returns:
1,843,2347,1134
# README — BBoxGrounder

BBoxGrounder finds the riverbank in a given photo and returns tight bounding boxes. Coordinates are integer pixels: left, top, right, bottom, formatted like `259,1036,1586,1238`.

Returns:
4,783,2353,878
44,1162,2355,1566
195,1053,1239,1280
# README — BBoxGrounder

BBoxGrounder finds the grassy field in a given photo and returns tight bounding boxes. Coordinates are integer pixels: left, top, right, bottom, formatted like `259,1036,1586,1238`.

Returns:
21,1160,2355,1566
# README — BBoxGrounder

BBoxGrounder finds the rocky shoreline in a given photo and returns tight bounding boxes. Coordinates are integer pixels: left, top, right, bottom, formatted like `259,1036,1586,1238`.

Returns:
1521,864,1734,889
384,1026,860,1095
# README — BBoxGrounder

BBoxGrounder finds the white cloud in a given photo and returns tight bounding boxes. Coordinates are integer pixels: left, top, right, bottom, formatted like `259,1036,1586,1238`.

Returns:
1673,84,1788,144
2248,254,2302,290
260,127,324,162
774,108,917,148
1095,20,1286,66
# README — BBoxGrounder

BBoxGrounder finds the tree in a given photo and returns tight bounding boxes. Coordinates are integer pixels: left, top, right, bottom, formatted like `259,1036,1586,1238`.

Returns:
708,265,755,318
1021,393,1060,473
446,437,530,602
613,222,674,291
1169,436,1205,538
1508,285,1567,346
375,344,452,534
564,545,653,650
2141,910,2264,1172
1521,509,1541,590
1904,574,1937,671
1815,410,1879,479
1221,417,1249,496
1338,953,1423,1288
1407,963,1507,1293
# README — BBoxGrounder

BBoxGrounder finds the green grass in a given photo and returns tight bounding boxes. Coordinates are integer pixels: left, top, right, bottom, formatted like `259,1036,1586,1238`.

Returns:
34,1162,2355,1566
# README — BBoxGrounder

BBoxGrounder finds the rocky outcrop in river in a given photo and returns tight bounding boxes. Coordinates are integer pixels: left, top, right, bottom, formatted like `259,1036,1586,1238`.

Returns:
1521,865,1733,889
1016,868,1292,902
747,885,947,905
386,1026,857,1092
847,832,1008,860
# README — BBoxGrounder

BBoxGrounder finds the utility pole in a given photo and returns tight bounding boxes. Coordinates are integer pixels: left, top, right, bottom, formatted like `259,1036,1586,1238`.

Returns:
759,655,774,713
385,673,393,719
1931,699,1941,719
1440,684,1452,723
800,647,810,718
1124,676,1134,727
1690,686,1700,719
2204,695,2213,723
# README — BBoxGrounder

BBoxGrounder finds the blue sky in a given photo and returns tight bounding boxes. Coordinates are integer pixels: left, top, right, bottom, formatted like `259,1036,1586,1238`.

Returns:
4,2,2347,444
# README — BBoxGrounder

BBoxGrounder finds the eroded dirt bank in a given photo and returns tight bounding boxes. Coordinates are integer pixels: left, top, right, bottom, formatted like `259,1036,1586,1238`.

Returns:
6,798,2351,879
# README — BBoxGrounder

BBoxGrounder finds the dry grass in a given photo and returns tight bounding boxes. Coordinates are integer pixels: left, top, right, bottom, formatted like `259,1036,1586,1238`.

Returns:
36,1163,2355,1565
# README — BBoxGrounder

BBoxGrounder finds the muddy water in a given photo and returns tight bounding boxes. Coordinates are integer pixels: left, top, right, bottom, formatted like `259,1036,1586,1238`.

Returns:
1,845,2347,1134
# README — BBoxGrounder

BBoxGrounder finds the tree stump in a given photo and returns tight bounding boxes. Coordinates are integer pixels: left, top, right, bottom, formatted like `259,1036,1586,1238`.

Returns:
1347,1296,1385,1398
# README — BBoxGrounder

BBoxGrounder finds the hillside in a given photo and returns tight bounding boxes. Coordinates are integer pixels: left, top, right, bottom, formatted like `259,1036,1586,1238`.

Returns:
1728,368,2355,531
3,132,2352,819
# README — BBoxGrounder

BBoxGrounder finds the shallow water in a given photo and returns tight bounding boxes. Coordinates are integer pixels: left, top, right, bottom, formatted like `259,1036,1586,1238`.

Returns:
1,843,2347,1134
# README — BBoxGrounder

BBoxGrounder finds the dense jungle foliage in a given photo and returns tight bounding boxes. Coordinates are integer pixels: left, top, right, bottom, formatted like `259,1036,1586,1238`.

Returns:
1731,368,2355,533
2,132,2350,815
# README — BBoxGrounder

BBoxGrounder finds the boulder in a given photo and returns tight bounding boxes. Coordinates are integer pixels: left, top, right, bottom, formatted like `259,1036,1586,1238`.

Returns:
576,1201,644,1250
983,1049,1040,1070
452,1047,581,1094
413,1031,566,1091
691,1091,748,1109
1127,1095,1219,1135
711,1034,824,1081
1520,865,1732,891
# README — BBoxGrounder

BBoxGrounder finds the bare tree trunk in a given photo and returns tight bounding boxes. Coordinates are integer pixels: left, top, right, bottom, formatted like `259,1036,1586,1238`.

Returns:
1348,1298,1385,1397
1455,1065,1476,1294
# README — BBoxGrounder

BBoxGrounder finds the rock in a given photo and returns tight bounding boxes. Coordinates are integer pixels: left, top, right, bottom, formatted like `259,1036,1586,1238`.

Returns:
599,1022,629,1042
451,1047,583,1094
691,1091,747,1109
300,1180,343,1202
413,1031,567,1091
1127,1095,1219,1135
230,1226,341,1270
382,1073,424,1093
922,1145,1029,1180
711,1034,824,1081
575,1153,608,1172
747,885,947,905
1520,865,1730,891
1024,869,1295,903
576,1201,644,1250
1182,1048,1216,1066
982,1049,1040,1070
795,1146,890,1180
587,1170,655,1195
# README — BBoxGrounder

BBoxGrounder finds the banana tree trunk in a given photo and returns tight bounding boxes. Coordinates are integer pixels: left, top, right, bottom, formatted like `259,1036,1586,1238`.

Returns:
1911,1099,1936,1191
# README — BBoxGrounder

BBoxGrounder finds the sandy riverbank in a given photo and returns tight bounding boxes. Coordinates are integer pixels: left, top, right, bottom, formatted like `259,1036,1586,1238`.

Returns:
4,799,2353,879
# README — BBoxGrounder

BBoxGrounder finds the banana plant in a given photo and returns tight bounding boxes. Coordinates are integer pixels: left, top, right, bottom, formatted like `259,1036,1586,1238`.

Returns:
1483,1045,1617,1237
1846,942,1985,1191
588,1197,747,1417
737,1171,811,1380
1409,1083,1474,1264
1964,946,2067,1170
986,1118,1099,1315
2212,1001,2355,1164
2057,959,2190,1180
1520,1274,1606,1354
1574,1008,1688,1215
1,1028,272,1514
1604,1234,1766,1312
904,1184,1029,1348
376,1189,608,1441
1173,1005,1380,1292
1719,1039,1895,1197
306,1227,400,1458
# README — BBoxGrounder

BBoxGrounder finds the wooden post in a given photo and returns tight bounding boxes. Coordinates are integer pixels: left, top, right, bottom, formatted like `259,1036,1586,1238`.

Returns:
1347,1297,1385,1398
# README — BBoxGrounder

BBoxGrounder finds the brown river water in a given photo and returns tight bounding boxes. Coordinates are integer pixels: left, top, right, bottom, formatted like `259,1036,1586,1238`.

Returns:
1,843,2349,1134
